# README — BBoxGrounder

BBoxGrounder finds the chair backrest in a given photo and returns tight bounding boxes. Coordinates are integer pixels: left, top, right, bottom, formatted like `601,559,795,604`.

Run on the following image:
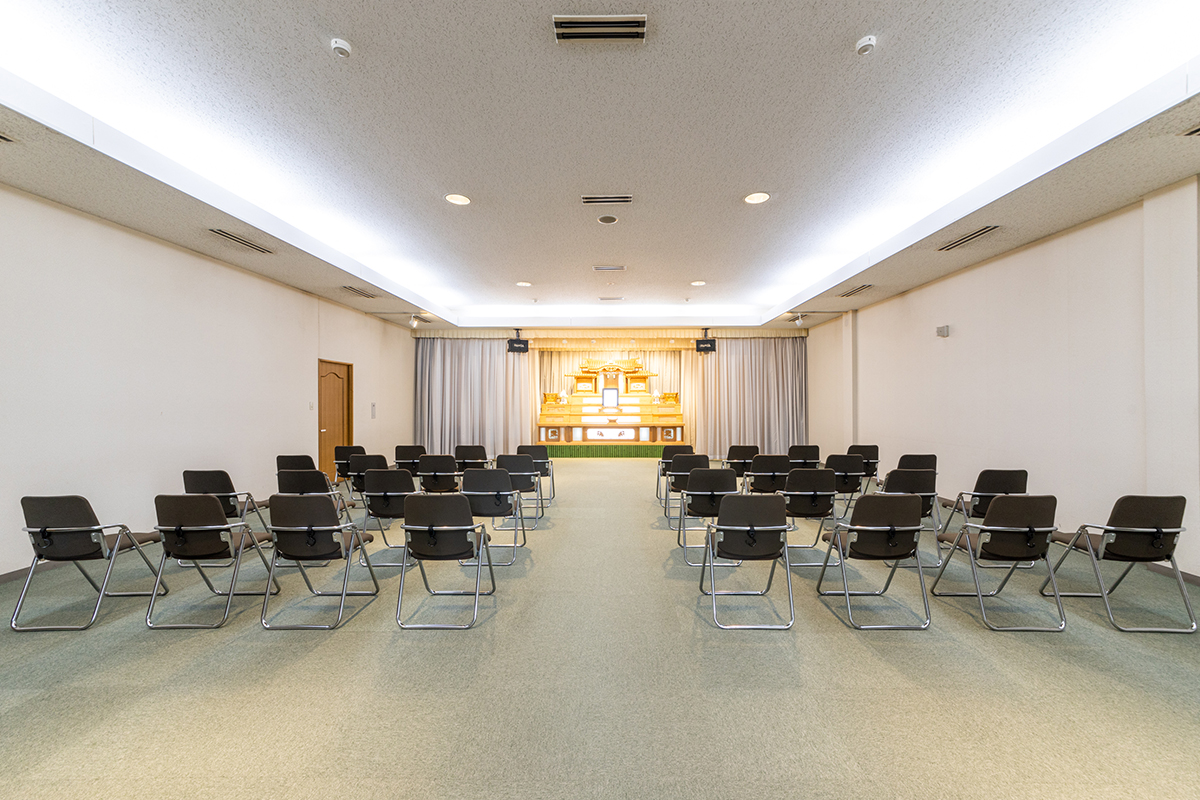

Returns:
897,453,937,471
724,445,759,477
348,454,388,490
276,469,334,495
969,469,1029,517
880,468,937,516
517,445,552,476
276,454,316,471
748,454,791,493
788,444,820,467
21,495,105,561
844,493,923,559
182,469,240,518
682,468,738,517
461,468,515,517
395,445,426,471
977,495,1057,560
669,454,710,491
495,454,538,492
825,454,865,493
782,468,836,518
267,494,347,560
712,494,787,560
661,444,694,461
403,494,478,559
455,445,489,469
333,445,366,478
847,445,880,477
1101,495,1186,561
155,494,234,560
417,454,460,492
363,469,416,519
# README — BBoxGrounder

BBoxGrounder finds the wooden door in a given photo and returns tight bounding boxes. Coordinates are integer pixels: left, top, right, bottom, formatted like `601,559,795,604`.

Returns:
318,360,353,482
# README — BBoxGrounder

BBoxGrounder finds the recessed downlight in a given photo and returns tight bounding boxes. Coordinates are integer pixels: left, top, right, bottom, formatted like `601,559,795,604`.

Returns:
445,194,471,205
598,215,618,224
690,280,706,286
744,192,770,204
516,281,532,287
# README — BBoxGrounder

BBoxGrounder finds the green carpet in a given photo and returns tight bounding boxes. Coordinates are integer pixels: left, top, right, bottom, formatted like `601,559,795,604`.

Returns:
1,458,1198,799
546,443,662,458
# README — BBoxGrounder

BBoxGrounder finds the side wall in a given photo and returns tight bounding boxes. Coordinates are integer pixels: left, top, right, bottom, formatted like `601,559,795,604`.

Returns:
0,183,416,574
806,176,1200,575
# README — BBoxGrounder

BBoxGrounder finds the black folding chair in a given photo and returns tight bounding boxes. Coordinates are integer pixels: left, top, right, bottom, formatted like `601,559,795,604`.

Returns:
664,454,710,521
876,468,943,567
847,444,879,490
816,493,930,630
1042,495,1194,633
461,468,525,566
276,454,317,471
261,494,379,630
12,495,166,631
455,444,491,472
277,468,349,520
147,495,279,629
722,445,760,489
780,468,839,567
333,445,366,496
361,468,419,568
495,454,544,527
825,454,866,518
394,444,427,476
518,444,555,505
181,469,269,569
398,494,496,630
931,495,1066,632
347,453,389,508
418,454,461,493
940,469,1029,570
657,444,694,504
699,494,794,630
788,444,820,470
745,454,791,495
677,468,740,567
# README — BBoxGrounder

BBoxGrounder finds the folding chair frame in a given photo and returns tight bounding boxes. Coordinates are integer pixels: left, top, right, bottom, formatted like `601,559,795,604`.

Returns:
699,523,794,630
815,522,930,630
261,523,380,630
397,524,497,630
460,487,527,566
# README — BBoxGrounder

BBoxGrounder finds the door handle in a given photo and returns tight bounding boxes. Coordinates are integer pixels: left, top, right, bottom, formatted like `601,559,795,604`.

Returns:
320,429,327,432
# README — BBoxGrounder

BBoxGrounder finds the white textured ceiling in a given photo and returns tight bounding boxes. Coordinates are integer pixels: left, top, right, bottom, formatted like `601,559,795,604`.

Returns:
1,1,1199,327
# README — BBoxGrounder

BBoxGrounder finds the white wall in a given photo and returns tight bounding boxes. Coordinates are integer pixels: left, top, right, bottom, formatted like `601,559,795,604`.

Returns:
807,176,1200,575
805,314,845,457
0,183,415,574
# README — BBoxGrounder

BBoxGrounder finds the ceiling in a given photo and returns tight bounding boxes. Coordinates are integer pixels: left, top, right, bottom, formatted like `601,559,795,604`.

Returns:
1,1,1199,329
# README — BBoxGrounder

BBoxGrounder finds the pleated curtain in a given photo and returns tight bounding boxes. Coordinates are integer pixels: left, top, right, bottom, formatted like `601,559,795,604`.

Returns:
415,338,534,456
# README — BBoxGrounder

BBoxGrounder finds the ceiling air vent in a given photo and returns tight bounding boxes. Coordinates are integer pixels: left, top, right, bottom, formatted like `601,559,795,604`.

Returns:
938,225,999,251
582,194,633,204
1179,124,1200,137
208,228,272,254
341,285,379,299
0,133,15,143
553,15,646,42
592,265,626,272
837,284,873,298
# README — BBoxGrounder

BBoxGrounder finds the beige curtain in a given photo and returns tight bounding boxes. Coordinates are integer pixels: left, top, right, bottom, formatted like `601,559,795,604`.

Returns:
415,338,533,456
681,338,806,458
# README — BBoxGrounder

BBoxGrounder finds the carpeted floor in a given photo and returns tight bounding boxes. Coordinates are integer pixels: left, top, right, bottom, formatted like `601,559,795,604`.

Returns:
1,458,1198,799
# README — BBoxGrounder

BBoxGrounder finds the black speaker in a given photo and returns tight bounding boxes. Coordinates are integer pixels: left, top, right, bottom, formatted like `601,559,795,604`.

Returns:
507,338,529,353
695,338,716,353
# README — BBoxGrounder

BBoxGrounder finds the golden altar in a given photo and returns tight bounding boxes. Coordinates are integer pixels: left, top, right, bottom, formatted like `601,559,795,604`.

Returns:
537,358,684,444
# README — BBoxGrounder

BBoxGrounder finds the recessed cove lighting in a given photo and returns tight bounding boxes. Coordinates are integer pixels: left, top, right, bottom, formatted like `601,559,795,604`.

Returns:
330,38,352,58
690,280,706,286
445,194,471,205
744,192,770,204
597,215,618,224
516,281,532,287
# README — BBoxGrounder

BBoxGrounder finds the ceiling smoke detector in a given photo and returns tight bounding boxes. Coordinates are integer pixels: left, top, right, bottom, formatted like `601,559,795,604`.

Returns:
553,15,647,43
856,35,876,56
331,38,352,58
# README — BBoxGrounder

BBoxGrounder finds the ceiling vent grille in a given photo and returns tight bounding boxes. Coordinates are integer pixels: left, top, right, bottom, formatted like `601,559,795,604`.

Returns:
554,15,646,42
599,296,625,301
1181,124,1200,137
341,285,379,299
208,228,272,254
837,284,873,298
0,133,14,143
937,225,999,251
582,194,633,204
592,265,626,272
